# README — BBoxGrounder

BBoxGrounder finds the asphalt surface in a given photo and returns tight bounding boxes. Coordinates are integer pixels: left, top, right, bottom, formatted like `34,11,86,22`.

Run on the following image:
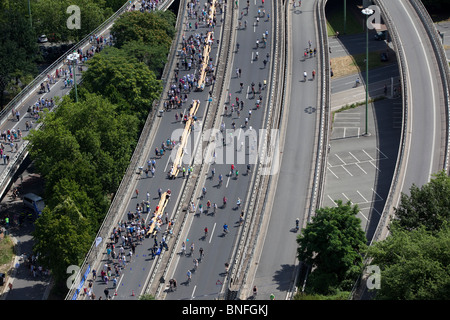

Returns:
248,1,319,300
380,0,446,198
323,96,402,241
164,0,275,301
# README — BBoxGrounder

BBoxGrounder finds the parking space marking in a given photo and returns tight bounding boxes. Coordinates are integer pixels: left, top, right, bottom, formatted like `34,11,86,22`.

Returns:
355,163,367,174
327,166,339,179
327,195,338,207
362,149,375,160
341,165,353,177
335,154,347,165
357,190,369,203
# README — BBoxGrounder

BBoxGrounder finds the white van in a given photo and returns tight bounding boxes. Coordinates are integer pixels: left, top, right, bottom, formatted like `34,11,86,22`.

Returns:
23,193,45,215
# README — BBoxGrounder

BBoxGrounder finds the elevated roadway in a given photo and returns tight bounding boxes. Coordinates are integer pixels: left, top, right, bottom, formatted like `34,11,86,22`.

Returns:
372,0,449,242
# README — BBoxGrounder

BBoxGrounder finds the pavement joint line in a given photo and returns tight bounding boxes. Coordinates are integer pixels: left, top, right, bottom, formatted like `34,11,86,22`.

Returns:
362,149,375,160
328,157,386,168
355,163,368,174
358,210,369,221
334,153,347,165
371,188,384,201
369,161,381,172
357,190,369,203
375,147,389,159
327,166,339,179
341,193,352,204
327,195,338,206
341,165,353,177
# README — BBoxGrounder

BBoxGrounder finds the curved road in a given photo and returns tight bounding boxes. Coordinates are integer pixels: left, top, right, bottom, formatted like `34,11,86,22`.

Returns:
379,0,446,202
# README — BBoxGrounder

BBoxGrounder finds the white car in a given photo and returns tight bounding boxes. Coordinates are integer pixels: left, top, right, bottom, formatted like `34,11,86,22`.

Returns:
38,35,48,43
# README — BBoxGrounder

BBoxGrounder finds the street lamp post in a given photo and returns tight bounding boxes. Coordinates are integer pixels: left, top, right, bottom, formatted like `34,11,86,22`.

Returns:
361,8,374,137
67,52,80,103
27,0,32,28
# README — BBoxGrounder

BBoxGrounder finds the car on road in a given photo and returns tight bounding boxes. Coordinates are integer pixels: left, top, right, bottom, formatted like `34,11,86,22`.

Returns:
380,52,389,62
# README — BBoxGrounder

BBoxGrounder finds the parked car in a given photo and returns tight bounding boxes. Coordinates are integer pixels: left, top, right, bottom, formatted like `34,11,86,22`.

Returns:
38,35,48,43
374,31,386,41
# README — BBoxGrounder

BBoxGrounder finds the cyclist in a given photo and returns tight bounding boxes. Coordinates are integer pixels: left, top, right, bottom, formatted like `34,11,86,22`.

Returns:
303,71,307,81
223,223,229,233
247,164,251,175
237,198,241,207
204,227,208,237
190,243,195,256
223,196,227,206
213,203,218,214
219,174,223,186
295,218,300,231
199,247,204,259
202,186,207,197
255,51,259,60
253,285,258,298
236,170,239,179
355,77,360,87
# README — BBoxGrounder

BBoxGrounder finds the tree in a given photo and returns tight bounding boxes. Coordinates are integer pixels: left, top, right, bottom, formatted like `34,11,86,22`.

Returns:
31,0,113,43
393,170,450,233
297,200,367,294
367,224,450,300
0,6,39,107
82,52,162,121
33,197,92,285
111,10,176,50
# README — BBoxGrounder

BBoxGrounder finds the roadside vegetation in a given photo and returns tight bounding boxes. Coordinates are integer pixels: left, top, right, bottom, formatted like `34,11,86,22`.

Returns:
25,9,175,298
325,0,363,36
0,0,128,109
296,171,450,299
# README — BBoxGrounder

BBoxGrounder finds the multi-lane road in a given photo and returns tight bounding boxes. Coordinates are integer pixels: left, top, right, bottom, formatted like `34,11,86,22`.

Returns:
3,0,449,301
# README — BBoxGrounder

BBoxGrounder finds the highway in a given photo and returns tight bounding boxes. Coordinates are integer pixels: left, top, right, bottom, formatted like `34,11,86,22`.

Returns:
4,0,448,302
377,0,447,203
245,0,320,300
162,0,277,300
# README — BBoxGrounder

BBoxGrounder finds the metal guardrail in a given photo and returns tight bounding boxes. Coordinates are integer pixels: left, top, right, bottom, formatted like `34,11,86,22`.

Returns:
309,0,332,221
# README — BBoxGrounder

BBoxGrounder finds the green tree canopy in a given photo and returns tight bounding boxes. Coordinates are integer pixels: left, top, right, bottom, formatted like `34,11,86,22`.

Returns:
82,51,162,121
0,5,39,107
31,0,114,43
111,10,176,50
297,200,367,294
367,224,450,300
393,171,450,233
33,197,92,285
